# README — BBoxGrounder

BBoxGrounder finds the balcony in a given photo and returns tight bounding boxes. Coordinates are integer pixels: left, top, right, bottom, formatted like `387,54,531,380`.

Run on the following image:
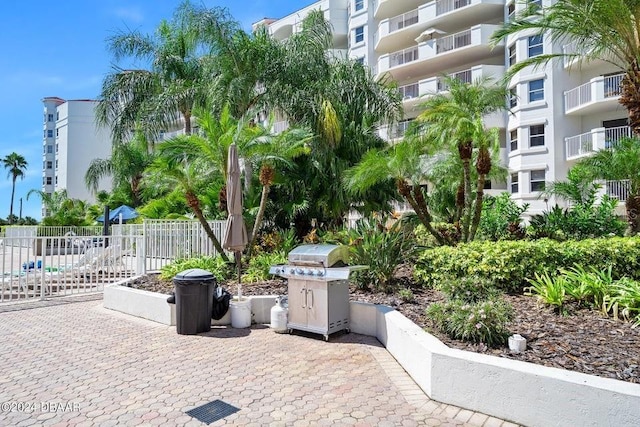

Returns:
564,73,625,115
606,180,630,203
376,24,503,81
420,64,504,95
565,126,631,161
374,0,424,20
562,41,609,70
375,0,503,53
398,82,421,108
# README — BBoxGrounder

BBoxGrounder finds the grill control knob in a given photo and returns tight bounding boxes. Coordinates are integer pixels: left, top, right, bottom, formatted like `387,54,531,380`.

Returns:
317,270,324,277
305,269,312,275
289,268,295,274
296,268,303,274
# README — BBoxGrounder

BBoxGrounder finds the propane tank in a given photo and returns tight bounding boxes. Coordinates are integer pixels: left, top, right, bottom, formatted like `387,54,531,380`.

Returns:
270,295,288,333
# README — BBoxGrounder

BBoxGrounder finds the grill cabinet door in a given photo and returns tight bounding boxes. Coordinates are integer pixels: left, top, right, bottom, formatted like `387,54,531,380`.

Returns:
287,279,307,327
305,280,328,331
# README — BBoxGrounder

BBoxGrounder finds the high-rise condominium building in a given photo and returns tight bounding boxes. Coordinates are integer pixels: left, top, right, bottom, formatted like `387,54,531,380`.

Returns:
259,0,629,217
41,97,112,217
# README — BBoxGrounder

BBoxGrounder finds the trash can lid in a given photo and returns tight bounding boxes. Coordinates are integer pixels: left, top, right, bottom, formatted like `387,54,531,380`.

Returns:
174,268,215,281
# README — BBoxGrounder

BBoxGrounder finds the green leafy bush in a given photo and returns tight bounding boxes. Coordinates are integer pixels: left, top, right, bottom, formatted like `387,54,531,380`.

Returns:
438,276,498,303
348,216,418,293
160,256,231,282
563,265,614,313
398,288,415,303
426,297,514,346
415,237,640,292
243,251,287,283
414,223,460,248
477,193,528,241
524,272,567,311
606,278,640,326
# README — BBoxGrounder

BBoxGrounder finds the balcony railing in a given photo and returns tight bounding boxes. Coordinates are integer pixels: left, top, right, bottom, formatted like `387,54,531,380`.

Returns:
436,29,472,54
606,180,630,202
273,120,289,134
565,125,631,160
392,121,413,139
436,68,473,91
565,73,624,112
436,0,471,15
389,46,419,67
398,83,419,100
389,9,419,33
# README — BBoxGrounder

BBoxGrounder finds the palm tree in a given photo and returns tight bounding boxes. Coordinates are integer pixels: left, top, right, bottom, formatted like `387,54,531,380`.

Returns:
244,124,313,253
97,4,215,144
417,77,508,241
491,0,640,134
2,153,28,224
85,132,156,207
146,154,230,261
575,137,640,233
26,190,90,226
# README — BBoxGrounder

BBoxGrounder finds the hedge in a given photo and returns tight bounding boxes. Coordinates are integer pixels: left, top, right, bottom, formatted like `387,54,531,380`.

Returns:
414,237,640,292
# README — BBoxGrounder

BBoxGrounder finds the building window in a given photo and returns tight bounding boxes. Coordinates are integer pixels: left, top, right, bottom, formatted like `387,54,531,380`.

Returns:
46,161,52,169
511,173,519,193
46,177,52,185
56,143,59,153
56,128,59,138
530,169,546,192
55,159,58,169
509,129,518,151
508,44,516,66
530,0,542,9
355,57,365,65
509,87,518,108
484,180,492,190
47,145,53,154
528,35,543,57
47,129,53,138
47,114,53,122
530,124,545,147
55,176,58,185
56,112,59,120
528,79,544,102
507,2,516,19
354,26,364,44
354,0,364,11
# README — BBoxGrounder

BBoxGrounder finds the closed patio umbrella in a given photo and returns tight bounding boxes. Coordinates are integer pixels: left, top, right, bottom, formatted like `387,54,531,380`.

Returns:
223,143,248,298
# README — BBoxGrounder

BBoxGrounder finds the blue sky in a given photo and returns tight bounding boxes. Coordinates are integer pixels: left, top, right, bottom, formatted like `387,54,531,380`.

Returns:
0,0,304,221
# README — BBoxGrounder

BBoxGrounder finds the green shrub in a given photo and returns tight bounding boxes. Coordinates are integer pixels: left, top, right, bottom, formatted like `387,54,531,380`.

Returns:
563,265,614,313
160,256,231,282
426,297,514,346
438,276,498,303
348,217,418,293
243,251,287,283
398,288,415,303
524,272,567,311
414,223,460,248
415,237,640,292
606,278,640,326
477,193,528,241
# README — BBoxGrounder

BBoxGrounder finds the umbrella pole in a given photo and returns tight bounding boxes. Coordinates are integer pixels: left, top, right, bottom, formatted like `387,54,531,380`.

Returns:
235,251,242,299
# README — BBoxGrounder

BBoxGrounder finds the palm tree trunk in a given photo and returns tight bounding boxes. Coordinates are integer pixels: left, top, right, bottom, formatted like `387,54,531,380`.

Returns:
469,174,487,241
619,67,640,135
458,141,473,242
9,177,16,224
248,183,270,256
183,111,192,135
626,193,640,235
397,179,446,246
186,191,230,262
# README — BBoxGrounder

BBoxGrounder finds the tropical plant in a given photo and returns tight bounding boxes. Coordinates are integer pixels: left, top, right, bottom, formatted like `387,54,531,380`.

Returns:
525,272,567,312
426,297,514,346
26,190,90,226
85,131,156,207
242,251,286,283
346,216,418,293
160,255,231,282
573,137,640,233
417,76,508,242
438,276,499,303
2,152,28,224
397,288,415,303
97,2,220,144
606,278,640,326
477,193,528,241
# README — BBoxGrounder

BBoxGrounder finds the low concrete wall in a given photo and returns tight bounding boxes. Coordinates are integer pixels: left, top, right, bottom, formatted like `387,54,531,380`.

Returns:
349,301,640,427
104,280,276,327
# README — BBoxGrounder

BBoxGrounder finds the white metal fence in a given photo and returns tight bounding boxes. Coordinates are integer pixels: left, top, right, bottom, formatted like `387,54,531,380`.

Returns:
390,46,419,67
0,219,227,303
436,29,472,54
436,0,471,15
389,9,419,32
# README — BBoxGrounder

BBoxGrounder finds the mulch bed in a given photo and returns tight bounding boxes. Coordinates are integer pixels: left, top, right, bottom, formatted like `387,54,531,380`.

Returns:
127,267,639,384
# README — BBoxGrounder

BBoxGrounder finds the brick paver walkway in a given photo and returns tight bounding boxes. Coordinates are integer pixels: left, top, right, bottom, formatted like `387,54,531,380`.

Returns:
0,298,515,426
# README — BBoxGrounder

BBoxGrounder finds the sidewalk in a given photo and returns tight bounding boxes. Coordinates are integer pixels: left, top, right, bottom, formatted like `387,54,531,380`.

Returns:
0,297,514,426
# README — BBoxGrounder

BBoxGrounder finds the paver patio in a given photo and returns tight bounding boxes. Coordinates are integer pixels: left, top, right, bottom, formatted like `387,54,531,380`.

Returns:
0,296,515,426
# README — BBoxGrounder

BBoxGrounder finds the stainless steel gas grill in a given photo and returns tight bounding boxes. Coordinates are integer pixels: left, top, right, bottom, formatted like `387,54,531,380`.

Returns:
269,244,366,341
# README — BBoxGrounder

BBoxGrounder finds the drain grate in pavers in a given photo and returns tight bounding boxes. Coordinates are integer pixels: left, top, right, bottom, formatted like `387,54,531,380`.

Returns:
185,399,240,424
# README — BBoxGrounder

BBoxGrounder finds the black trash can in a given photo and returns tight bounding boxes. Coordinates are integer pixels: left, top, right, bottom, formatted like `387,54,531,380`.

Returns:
173,268,216,335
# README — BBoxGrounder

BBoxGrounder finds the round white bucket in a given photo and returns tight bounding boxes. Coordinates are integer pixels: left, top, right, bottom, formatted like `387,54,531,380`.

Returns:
230,298,251,328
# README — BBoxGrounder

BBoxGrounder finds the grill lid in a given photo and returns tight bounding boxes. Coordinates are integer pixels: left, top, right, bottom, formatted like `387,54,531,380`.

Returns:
287,244,349,268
